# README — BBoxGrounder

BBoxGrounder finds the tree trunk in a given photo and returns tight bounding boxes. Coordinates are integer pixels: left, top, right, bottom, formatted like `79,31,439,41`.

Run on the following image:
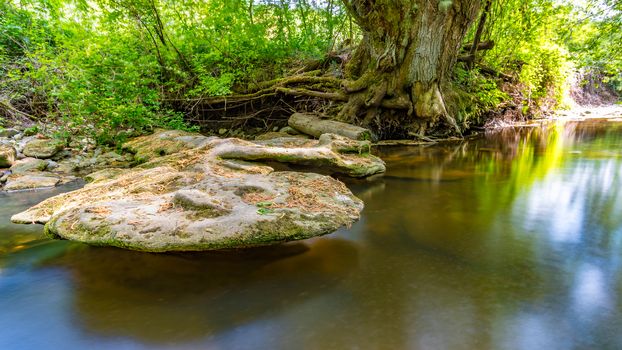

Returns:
341,0,481,135
466,0,492,70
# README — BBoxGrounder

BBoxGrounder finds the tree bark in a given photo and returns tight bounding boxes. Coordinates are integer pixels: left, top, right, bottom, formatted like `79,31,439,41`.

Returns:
466,0,492,70
341,0,481,135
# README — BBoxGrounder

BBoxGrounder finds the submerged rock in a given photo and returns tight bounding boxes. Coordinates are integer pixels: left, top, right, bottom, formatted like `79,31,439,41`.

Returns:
12,130,385,252
23,138,64,159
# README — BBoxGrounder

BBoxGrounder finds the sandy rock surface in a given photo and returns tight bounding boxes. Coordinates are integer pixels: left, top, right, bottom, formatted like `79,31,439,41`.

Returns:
12,130,385,251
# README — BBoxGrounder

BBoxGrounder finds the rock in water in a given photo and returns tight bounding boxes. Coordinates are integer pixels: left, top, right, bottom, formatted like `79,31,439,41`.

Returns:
3,172,62,191
12,130,385,252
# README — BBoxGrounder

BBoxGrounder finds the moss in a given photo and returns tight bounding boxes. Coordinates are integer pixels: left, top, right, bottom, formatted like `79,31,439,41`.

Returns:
187,207,227,220
228,213,338,248
358,130,373,141
124,136,188,163
44,210,346,252
173,195,229,219
335,142,372,154
43,222,63,240
248,219,310,242
45,213,115,243
234,186,266,196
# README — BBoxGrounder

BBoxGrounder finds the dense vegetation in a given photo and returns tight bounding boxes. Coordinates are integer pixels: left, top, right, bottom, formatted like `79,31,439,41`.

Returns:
1,0,620,143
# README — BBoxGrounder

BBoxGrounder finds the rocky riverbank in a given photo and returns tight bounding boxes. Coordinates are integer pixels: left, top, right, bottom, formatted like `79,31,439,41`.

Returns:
0,127,136,192
7,116,386,252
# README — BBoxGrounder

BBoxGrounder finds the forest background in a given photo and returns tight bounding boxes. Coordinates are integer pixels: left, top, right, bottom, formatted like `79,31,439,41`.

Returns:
1,0,620,144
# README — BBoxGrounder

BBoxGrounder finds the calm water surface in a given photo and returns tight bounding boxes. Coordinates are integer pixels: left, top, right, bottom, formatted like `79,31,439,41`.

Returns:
1,118,622,349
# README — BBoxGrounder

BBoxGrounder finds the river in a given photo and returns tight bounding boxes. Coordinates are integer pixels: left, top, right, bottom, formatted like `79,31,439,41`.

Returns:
1,111,622,349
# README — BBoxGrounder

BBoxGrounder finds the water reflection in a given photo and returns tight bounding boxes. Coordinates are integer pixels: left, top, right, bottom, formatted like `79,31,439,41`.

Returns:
1,238,357,349
0,182,83,262
1,119,622,349
358,119,622,349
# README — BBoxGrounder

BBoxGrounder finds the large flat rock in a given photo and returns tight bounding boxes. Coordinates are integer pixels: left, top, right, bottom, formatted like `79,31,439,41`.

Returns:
12,130,385,252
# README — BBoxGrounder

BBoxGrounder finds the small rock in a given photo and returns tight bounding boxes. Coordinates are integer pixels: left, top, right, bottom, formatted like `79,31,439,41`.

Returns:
97,151,125,166
51,149,73,161
23,139,65,159
46,160,59,170
0,144,17,168
0,170,10,183
3,172,61,191
52,161,77,175
10,158,48,173
279,126,300,135
0,128,20,138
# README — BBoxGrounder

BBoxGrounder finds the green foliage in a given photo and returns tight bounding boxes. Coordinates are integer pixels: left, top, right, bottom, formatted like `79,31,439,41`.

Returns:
565,1,622,93
0,0,351,144
451,67,509,123
23,125,39,136
471,0,574,111
2,0,619,142
455,67,509,109
517,43,572,108
472,0,621,110
256,201,275,215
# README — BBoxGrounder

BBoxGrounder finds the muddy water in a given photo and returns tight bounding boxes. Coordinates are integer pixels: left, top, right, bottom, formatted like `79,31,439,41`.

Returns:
1,118,622,349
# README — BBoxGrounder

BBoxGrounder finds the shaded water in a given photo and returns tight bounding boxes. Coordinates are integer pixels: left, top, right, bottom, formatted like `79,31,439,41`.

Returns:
2,118,622,349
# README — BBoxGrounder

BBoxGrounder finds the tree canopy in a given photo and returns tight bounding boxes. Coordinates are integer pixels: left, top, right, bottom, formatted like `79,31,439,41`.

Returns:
1,0,620,142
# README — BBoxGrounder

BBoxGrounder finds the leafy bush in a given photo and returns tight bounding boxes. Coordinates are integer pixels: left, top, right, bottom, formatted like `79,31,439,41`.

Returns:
0,0,349,144
450,67,509,124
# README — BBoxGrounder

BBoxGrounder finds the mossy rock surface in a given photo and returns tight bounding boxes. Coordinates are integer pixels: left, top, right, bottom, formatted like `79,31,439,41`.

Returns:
12,129,385,252
9,158,48,173
4,172,61,191
122,129,213,163
0,144,16,168
23,139,64,159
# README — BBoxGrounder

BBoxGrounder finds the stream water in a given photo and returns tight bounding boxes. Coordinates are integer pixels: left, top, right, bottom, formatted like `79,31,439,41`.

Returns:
1,113,622,349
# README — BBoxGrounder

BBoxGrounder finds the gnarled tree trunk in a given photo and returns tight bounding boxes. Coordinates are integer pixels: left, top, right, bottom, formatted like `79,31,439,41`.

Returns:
341,0,481,135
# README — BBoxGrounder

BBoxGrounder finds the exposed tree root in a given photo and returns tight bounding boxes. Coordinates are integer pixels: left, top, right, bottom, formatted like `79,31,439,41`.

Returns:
165,45,468,140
